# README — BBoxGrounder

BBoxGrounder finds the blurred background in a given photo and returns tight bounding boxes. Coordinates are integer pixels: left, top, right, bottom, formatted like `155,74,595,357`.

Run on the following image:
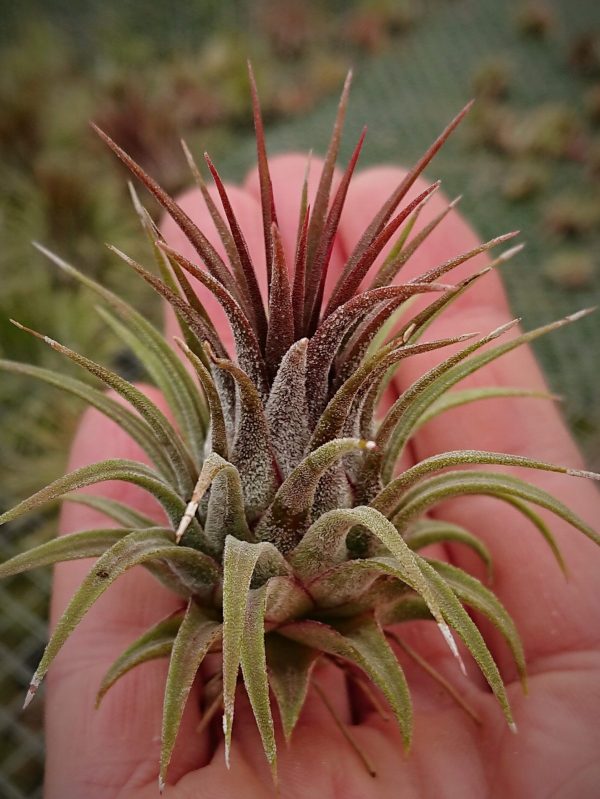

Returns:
1,0,599,795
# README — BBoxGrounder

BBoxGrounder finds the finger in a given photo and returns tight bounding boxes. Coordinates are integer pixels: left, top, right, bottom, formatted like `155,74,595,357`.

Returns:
45,387,206,799
337,166,600,677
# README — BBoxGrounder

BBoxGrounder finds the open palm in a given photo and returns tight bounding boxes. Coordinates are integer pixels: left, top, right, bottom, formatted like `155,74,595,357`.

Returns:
44,156,600,798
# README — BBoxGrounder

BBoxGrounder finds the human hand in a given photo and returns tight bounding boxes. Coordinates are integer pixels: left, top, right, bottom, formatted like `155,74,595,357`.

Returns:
45,155,600,798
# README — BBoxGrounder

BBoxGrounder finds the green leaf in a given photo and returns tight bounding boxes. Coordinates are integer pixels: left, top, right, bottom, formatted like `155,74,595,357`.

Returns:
160,601,221,792
255,439,376,553
280,616,412,748
221,536,272,767
405,520,493,579
393,470,600,548
291,506,462,665
241,587,277,777
0,359,175,482
373,449,598,517
380,309,594,479
62,492,157,528
353,553,513,727
415,387,560,431
377,320,520,480
502,496,567,576
97,612,184,706
416,557,515,729
107,245,226,361
310,334,473,451
11,321,198,495
34,242,208,457
0,528,126,578
0,459,192,533
97,305,208,455
265,634,318,743
427,559,526,688
174,337,229,459
23,529,218,709
175,453,250,553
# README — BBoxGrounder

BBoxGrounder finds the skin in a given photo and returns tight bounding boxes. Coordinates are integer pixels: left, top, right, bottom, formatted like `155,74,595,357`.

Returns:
44,155,600,798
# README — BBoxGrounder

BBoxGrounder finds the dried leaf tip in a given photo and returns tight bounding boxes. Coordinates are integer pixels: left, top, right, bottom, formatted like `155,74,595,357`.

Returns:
488,318,521,339
500,243,526,261
10,319,57,348
567,468,600,481
439,622,467,676
23,676,40,710
565,307,596,323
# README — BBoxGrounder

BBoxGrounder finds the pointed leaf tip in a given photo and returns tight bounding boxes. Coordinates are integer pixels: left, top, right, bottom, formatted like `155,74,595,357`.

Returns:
23,678,40,710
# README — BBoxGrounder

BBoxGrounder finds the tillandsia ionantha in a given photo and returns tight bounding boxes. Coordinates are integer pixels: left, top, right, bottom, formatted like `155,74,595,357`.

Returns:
1,67,599,793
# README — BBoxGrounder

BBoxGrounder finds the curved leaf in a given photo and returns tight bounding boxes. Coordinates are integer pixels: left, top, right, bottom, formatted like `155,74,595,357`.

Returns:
373,449,599,517
405,520,493,579
174,337,229,459
11,321,197,495
255,439,376,553
176,453,250,552
0,528,126,578
265,634,318,743
280,616,412,748
0,459,190,533
34,242,208,456
62,493,157,528
24,529,218,709
380,309,594,479
291,506,462,666
241,587,276,777
415,387,560,431
0,359,175,483
97,612,184,706
160,601,221,791
393,470,600,548
427,559,526,687
221,536,272,767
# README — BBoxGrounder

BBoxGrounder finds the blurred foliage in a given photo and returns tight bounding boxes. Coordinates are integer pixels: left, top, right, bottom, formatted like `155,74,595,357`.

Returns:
1,0,599,795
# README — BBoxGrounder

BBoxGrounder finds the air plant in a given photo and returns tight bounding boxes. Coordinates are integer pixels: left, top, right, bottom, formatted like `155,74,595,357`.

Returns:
1,68,599,794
